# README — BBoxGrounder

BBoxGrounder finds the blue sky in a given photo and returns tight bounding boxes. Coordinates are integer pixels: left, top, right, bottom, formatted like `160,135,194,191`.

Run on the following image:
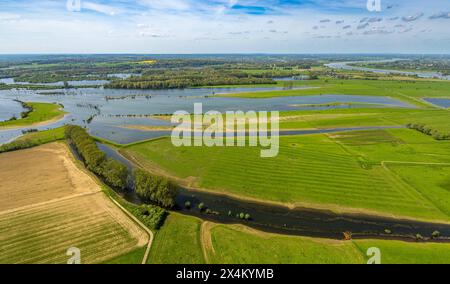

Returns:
0,0,449,53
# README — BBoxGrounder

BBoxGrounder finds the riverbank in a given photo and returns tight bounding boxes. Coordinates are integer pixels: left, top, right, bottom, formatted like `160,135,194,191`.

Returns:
0,102,66,130
88,141,450,242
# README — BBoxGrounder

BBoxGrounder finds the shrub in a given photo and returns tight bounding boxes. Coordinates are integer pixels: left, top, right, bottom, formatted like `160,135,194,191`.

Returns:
432,231,441,239
126,204,167,230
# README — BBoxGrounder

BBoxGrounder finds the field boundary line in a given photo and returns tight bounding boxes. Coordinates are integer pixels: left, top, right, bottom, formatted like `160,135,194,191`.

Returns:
0,191,100,216
200,221,217,264
382,161,450,166
381,160,450,219
109,197,154,265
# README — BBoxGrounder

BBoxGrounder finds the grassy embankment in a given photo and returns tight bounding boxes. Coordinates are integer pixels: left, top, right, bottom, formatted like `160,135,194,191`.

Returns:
0,102,65,129
148,213,205,264
218,79,450,108
146,213,450,264
122,126,450,222
0,126,66,153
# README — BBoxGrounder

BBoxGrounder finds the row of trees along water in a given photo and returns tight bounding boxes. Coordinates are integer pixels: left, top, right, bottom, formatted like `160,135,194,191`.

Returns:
65,125,178,208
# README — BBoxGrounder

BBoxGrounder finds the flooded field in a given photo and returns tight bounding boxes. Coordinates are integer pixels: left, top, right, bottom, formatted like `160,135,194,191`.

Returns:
0,86,413,144
425,98,450,108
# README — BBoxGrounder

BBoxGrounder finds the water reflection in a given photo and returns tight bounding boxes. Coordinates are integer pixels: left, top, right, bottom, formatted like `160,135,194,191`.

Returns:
0,86,413,144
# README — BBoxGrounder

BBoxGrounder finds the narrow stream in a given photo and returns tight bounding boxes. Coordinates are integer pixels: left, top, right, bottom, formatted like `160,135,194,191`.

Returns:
97,142,450,242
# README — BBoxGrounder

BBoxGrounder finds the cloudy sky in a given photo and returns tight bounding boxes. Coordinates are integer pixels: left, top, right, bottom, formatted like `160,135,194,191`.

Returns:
0,0,449,54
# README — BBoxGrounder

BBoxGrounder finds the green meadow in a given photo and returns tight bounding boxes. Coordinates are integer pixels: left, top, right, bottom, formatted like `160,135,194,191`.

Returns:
221,79,450,108
208,225,364,264
145,214,450,264
148,213,206,264
122,125,450,221
0,102,65,128
213,226,450,264
279,107,450,133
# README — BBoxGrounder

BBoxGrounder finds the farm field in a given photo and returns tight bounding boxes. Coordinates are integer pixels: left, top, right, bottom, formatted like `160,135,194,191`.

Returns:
0,102,65,129
0,142,148,264
148,213,205,264
122,127,450,222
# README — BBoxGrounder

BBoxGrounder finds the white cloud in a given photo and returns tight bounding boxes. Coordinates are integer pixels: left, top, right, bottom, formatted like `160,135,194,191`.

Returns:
402,13,424,22
0,13,21,22
138,0,191,11
82,2,121,16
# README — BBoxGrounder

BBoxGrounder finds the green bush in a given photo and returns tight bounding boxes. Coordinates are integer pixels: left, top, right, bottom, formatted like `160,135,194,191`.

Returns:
432,231,441,239
122,202,167,230
0,139,38,153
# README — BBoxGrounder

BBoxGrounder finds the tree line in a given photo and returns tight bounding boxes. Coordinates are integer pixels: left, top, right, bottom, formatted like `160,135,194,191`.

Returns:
65,125,128,190
407,123,450,140
65,125,178,208
106,69,276,89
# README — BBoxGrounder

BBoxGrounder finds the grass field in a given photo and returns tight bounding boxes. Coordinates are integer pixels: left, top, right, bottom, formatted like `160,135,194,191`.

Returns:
386,164,450,217
148,213,205,264
354,240,450,264
220,79,450,108
150,218,450,264
207,224,363,264
0,102,65,129
122,127,450,221
207,224,450,264
279,107,450,133
0,143,148,264
15,126,66,143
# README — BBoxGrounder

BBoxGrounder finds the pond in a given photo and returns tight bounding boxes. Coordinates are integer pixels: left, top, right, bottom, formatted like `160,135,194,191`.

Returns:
0,98,23,122
424,98,450,108
0,86,413,145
